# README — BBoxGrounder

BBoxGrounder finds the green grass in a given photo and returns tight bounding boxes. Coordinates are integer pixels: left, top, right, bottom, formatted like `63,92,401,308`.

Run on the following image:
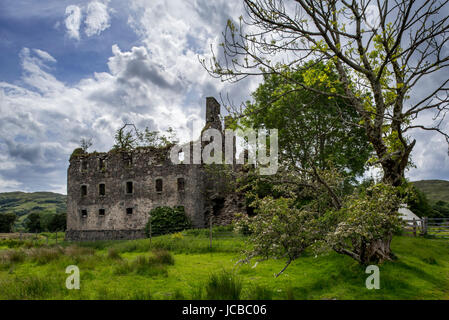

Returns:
0,234,448,300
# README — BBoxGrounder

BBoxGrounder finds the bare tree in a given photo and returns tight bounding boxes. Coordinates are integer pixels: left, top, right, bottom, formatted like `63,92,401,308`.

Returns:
203,0,449,186
80,137,93,152
202,0,449,262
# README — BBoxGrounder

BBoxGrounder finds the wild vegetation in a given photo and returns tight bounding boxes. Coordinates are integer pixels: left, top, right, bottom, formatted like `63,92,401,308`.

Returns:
202,0,449,266
0,231,448,300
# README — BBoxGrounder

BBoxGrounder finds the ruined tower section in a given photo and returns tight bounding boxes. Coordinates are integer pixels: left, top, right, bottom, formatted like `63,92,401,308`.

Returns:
65,97,242,241
205,96,222,132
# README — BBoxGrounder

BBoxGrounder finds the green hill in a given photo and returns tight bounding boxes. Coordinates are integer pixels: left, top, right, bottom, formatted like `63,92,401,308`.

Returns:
412,180,449,203
0,192,66,228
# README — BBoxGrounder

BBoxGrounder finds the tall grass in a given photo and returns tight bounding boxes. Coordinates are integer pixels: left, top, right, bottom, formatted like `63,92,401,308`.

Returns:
0,275,62,300
113,250,174,277
205,270,242,300
246,284,273,300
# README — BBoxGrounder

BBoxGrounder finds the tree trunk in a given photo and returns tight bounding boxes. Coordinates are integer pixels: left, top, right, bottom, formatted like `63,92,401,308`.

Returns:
360,234,396,265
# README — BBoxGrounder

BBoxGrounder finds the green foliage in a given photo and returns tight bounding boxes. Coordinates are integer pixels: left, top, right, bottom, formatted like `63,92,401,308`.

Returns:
45,213,67,232
149,249,175,265
0,234,449,299
407,186,434,218
236,197,320,270
205,270,242,300
69,147,85,160
0,212,16,232
112,124,178,152
243,61,372,180
145,206,191,236
24,212,42,233
325,183,404,263
0,191,66,231
239,173,407,271
432,201,449,218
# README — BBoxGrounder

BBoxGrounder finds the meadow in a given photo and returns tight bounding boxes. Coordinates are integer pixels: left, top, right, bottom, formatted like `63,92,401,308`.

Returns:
0,230,448,300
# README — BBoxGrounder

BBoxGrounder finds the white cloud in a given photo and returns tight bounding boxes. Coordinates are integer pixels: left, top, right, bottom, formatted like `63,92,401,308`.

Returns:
84,1,111,37
65,5,82,40
33,49,57,63
0,177,22,192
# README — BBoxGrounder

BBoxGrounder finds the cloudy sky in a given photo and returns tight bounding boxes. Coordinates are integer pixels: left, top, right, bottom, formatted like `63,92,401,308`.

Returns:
0,0,448,194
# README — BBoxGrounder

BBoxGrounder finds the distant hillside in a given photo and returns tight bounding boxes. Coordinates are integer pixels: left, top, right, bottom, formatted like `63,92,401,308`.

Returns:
412,180,449,203
0,192,67,227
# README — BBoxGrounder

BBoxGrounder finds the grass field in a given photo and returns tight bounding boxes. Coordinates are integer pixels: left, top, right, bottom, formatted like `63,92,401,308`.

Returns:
0,231,448,300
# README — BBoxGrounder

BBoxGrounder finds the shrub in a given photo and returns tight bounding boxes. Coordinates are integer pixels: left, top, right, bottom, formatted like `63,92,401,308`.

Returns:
149,249,175,265
24,212,42,233
205,270,242,300
133,255,168,277
0,212,16,233
145,206,191,236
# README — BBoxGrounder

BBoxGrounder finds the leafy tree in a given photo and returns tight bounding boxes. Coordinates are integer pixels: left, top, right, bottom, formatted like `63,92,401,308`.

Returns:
0,212,16,233
324,183,404,264
204,0,449,263
112,124,178,151
112,123,140,151
407,186,435,218
243,62,372,181
432,201,449,218
24,212,42,233
145,206,191,236
44,213,67,232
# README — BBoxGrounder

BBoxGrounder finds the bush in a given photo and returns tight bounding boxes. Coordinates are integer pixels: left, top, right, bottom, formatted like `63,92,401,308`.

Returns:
24,212,42,233
0,212,16,233
145,206,191,236
132,255,168,277
205,270,242,300
149,249,175,265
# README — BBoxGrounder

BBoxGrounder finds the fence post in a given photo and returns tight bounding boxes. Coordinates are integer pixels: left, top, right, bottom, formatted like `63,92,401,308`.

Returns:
149,216,152,244
209,216,213,249
19,232,22,241
423,217,428,235
413,218,417,237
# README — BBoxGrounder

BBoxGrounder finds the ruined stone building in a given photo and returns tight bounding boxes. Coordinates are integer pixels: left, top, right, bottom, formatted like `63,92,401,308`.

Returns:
66,97,243,241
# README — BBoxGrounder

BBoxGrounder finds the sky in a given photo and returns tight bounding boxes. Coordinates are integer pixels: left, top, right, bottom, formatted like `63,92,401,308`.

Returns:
0,0,448,194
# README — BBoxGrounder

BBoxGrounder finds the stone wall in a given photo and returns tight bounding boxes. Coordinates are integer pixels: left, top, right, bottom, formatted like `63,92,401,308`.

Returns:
65,229,146,241
65,97,244,241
